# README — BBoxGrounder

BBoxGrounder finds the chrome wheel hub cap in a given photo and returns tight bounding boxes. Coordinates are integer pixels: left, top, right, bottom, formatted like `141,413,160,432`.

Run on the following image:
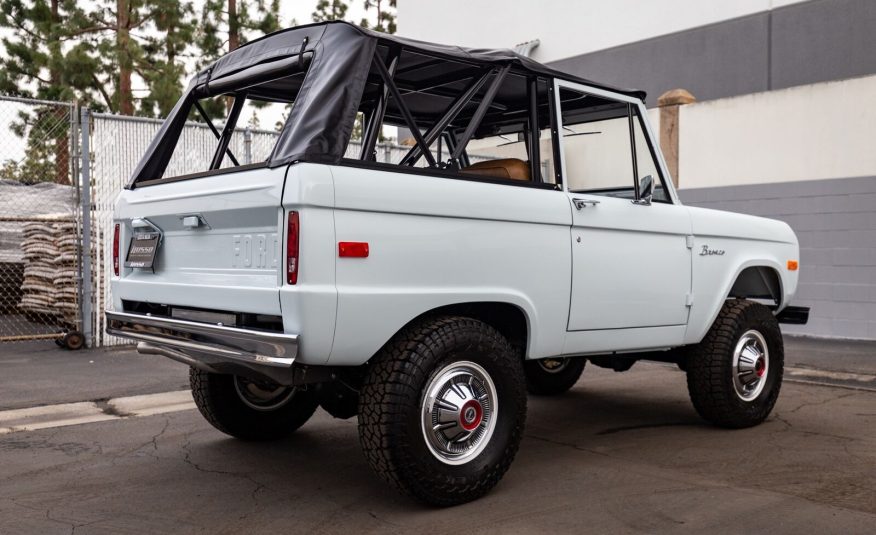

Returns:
421,361,498,465
732,330,769,402
233,376,296,411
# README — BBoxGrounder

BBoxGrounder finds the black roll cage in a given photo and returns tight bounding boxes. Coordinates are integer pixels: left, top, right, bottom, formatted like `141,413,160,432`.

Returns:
358,46,549,183
127,22,649,188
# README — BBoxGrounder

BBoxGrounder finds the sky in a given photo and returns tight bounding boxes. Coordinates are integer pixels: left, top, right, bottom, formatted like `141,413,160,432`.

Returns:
282,1,370,28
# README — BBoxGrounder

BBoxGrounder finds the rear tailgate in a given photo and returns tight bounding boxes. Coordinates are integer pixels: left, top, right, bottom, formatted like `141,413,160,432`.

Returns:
111,166,286,317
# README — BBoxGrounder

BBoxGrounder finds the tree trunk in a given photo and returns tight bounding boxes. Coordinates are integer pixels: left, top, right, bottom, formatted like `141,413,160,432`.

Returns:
50,0,69,184
226,0,240,111
117,0,134,115
228,0,240,52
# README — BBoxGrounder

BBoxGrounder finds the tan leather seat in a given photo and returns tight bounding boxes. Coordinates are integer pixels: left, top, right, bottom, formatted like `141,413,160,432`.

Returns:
461,158,531,181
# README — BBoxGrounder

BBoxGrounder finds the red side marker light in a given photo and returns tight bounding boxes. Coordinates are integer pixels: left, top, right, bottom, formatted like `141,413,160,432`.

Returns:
339,242,369,258
112,223,120,276
287,212,299,285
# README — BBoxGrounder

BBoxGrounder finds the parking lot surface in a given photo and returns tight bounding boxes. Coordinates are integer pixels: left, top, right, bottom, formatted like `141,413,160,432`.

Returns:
1,353,874,534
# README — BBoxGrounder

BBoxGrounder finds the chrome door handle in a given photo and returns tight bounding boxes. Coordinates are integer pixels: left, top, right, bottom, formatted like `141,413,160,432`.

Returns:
573,198,601,210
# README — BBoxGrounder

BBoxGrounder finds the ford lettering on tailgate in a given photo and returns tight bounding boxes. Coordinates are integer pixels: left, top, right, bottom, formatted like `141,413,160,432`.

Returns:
232,234,279,268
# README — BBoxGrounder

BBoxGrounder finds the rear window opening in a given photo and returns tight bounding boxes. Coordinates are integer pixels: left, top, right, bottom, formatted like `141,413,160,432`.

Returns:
140,58,311,185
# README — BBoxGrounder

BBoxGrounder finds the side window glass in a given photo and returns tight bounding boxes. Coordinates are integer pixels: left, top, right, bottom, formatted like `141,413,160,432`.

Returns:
631,110,670,203
559,87,634,197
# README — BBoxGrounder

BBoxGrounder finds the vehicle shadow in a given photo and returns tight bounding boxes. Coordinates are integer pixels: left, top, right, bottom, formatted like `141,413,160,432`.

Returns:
171,378,713,515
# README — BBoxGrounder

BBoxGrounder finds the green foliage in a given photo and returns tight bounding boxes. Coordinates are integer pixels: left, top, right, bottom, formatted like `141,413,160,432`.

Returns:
197,0,281,63
0,106,71,184
312,0,347,22
0,0,401,176
360,0,396,34
195,0,281,119
139,0,197,117
0,0,106,108
0,0,198,117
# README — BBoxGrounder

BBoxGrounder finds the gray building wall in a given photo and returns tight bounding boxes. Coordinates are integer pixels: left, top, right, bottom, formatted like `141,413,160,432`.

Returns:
680,177,876,340
549,0,876,106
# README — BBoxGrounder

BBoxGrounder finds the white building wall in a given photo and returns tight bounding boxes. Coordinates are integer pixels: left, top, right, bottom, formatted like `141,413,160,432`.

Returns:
398,0,809,63
678,74,876,189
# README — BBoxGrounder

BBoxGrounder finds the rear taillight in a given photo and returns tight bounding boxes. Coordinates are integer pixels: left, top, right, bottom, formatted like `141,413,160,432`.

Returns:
112,223,120,276
287,211,299,285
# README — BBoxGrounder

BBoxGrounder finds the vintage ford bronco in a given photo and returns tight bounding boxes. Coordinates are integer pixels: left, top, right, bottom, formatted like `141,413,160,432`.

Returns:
106,21,809,505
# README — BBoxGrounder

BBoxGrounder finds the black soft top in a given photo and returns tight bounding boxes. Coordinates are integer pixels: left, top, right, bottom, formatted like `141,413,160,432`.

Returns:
129,21,645,186
214,21,646,100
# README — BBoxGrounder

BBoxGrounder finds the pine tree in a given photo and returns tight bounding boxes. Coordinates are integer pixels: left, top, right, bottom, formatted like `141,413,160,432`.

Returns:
0,0,102,183
197,0,281,114
311,0,347,22
0,0,104,106
140,0,197,117
360,0,396,34
0,1,197,183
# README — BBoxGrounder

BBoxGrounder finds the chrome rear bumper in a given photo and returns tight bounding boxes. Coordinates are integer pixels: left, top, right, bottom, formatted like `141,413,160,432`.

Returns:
105,310,300,384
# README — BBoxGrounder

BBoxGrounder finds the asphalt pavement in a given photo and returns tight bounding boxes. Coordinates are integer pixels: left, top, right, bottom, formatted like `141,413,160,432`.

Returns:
0,341,188,411
0,336,874,533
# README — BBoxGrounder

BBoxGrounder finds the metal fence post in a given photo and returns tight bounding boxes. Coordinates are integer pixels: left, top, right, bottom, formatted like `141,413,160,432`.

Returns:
79,108,93,348
244,127,253,164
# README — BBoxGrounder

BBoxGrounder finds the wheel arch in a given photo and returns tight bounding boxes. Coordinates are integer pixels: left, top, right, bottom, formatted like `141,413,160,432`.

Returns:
394,301,531,360
685,258,786,345
728,265,783,306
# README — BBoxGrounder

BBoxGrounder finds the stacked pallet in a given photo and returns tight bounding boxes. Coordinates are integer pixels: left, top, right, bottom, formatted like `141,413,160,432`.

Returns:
18,219,79,327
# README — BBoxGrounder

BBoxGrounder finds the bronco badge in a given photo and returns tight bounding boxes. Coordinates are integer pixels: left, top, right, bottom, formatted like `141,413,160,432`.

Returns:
700,245,726,256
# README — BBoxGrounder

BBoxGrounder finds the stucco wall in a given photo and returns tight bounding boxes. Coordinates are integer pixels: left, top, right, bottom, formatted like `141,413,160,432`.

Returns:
681,177,876,340
398,0,809,64
677,74,876,189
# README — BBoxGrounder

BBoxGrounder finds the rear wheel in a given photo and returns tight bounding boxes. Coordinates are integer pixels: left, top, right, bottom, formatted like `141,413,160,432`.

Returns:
190,369,319,440
523,357,585,396
358,316,527,506
685,299,783,428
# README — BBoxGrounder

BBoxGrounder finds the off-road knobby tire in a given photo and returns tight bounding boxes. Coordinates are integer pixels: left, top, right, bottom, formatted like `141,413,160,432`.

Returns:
190,369,319,441
358,315,527,506
523,357,586,396
685,299,784,428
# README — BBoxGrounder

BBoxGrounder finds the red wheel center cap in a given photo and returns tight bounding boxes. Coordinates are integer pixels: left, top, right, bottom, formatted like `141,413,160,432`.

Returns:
459,400,483,431
755,357,766,378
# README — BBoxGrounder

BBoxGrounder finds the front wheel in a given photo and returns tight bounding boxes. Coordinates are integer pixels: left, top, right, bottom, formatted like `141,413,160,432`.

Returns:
190,369,319,440
358,316,527,506
685,299,784,428
523,357,586,396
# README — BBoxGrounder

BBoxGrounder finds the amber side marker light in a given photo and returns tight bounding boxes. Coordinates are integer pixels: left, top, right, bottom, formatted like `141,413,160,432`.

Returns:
787,260,799,271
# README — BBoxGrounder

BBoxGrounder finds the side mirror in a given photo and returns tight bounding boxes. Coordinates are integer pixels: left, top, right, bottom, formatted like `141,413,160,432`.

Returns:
633,175,653,206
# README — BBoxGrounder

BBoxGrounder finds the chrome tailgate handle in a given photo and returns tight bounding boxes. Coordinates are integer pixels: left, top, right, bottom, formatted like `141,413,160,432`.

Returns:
132,217,162,233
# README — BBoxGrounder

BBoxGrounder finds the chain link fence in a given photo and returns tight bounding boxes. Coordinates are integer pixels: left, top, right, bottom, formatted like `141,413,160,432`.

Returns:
1,95,497,348
0,96,81,344
86,114,432,347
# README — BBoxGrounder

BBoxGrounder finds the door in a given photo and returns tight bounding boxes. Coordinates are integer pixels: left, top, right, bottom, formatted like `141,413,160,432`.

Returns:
555,81,692,331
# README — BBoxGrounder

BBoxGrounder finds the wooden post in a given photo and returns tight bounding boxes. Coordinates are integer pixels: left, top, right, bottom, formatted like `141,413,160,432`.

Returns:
657,89,695,189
